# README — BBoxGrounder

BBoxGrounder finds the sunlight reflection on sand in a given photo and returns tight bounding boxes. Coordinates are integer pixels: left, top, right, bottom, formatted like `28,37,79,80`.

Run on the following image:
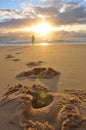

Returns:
36,43,50,46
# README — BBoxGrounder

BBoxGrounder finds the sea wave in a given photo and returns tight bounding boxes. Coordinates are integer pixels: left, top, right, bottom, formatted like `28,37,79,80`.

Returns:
0,36,86,46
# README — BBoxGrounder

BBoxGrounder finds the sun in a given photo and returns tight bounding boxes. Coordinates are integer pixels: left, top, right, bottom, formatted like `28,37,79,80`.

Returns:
31,22,51,36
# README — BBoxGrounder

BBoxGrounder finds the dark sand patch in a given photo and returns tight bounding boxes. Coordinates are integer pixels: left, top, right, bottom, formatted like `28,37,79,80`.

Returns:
16,67,61,79
15,52,23,55
26,61,44,67
5,54,15,59
11,59,20,61
5,54,20,62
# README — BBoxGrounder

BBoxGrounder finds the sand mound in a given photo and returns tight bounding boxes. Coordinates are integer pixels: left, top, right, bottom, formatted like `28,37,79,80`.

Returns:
17,67,61,79
63,89,86,102
23,120,55,130
3,84,51,98
0,84,86,130
58,104,82,130
1,84,52,109
32,84,51,92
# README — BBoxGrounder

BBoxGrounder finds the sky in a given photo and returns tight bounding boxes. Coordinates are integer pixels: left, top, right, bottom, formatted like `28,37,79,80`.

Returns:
0,0,86,39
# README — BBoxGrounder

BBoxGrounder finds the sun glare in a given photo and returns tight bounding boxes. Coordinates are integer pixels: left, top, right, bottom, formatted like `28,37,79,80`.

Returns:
31,22,51,36
34,42,49,46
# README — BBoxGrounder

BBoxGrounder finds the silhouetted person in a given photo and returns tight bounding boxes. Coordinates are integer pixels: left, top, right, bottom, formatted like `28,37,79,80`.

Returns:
31,35,35,44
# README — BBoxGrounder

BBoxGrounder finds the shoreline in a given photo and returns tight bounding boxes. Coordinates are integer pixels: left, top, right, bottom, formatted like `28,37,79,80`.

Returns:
0,42,86,47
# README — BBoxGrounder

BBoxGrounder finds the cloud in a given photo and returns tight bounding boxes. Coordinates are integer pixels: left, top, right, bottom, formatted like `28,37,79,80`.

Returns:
41,0,63,8
0,9,26,21
54,6,86,25
32,6,59,17
20,0,86,25
0,0,86,29
59,2,79,13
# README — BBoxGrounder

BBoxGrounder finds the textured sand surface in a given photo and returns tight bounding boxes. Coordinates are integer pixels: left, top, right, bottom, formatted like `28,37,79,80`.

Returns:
0,84,86,130
0,44,86,130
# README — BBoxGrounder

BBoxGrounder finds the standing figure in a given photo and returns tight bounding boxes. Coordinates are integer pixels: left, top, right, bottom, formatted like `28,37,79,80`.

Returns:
31,35,35,44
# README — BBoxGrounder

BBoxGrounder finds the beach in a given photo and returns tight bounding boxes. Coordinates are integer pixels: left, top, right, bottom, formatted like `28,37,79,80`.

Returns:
0,44,86,94
0,44,86,130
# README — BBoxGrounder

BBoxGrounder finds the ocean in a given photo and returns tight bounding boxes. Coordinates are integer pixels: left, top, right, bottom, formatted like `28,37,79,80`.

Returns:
0,36,31,46
0,36,86,46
